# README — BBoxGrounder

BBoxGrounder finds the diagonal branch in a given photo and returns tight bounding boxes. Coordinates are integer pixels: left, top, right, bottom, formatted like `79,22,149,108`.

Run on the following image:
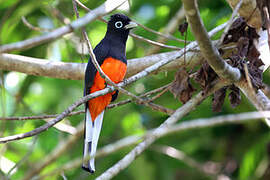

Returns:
97,109,270,180
155,111,270,136
182,0,241,82
0,83,172,121
0,0,127,53
22,123,84,180
236,80,270,126
219,0,243,44
147,6,186,55
96,81,226,180
150,145,223,178
21,16,52,32
31,110,270,179
37,135,142,180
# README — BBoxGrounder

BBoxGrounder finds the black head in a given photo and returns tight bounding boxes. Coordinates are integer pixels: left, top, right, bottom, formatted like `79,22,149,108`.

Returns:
105,13,137,42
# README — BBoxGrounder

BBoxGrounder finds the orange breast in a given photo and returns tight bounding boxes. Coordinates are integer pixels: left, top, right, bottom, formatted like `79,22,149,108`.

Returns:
88,57,127,121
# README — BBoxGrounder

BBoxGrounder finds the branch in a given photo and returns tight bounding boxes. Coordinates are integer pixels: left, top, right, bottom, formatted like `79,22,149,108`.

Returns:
134,20,187,43
0,0,127,53
157,111,270,136
21,16,52,32
147,6,186,55
236,80,270,126
22,123,84,180
219,0,243,44
129,33,181,50
0,83,171,121
151,145,222,178
96,81,225,180
43,118,78,135
0,111,84,121
0,93,86,143
7,136,38,178
182,0,241,81
33,82,223,179
226,0,262,28
37,135,142,180
26,110,269,179
97,110,270,180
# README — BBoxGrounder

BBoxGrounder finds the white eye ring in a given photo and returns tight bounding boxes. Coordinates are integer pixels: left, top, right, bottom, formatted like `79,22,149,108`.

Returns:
115,21,123,28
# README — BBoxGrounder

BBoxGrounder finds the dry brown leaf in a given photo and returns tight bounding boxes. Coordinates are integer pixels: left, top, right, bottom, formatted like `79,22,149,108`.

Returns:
169,68,195,104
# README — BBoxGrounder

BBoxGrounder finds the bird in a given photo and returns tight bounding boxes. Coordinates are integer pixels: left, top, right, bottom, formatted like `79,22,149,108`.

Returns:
82,13,137,174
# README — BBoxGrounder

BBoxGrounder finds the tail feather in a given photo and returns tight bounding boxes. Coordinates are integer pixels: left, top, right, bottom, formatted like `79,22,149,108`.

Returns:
82,109,104,173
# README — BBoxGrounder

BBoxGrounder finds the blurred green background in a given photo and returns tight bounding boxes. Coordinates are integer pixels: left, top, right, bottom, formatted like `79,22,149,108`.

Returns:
0,0,270,179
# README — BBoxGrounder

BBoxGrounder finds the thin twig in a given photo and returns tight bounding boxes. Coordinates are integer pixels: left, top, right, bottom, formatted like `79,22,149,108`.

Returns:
74,0,183,43
243,63,255,97
23,110,270,179
0,83,171,121
21,16,52,32
236,80,270,126
96,81,226,180
22,123,84,180
0,111,84,121
133,20,187,43
151,145,222,177
151,144,206,172
97,109,270,180
0,0,128,53
130,33,181,50
43,118,77,135
36,82,222,179
147,6,186,55
219,0,243,44
158,111,270,136
182,0,241,81
7,136,38,177
77,0,185,44
37,135,141,180
50,7,71,25
144,84,171,103
28,103,270,180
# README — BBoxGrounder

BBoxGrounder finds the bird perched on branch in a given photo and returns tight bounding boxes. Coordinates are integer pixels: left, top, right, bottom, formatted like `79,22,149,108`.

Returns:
82,13,137,173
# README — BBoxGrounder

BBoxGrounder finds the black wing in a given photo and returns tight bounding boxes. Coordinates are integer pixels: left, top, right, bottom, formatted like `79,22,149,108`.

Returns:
84,38,110,99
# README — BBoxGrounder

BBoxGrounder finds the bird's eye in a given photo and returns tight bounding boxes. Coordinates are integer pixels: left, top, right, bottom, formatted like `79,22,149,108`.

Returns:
115,21,123,28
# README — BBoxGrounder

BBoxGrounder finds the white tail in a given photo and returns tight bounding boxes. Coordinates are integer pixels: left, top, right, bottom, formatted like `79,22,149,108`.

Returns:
82,109,104,173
